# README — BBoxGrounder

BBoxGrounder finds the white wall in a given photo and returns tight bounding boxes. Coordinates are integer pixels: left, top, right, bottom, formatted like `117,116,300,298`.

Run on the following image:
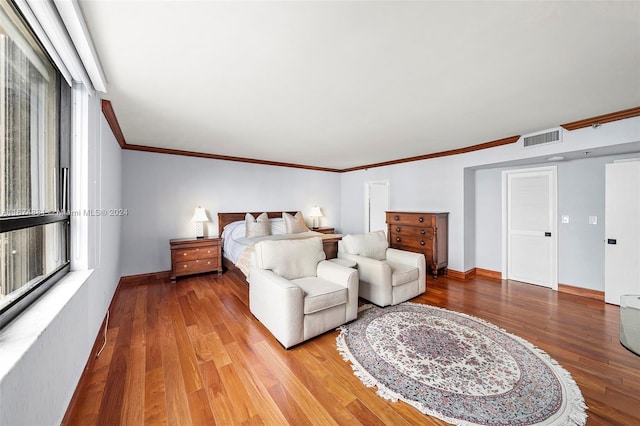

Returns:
340,117,640,274
463,168,476,271
120,151,342,276
0,93,122,425
474,168,503,271
557,158,606,289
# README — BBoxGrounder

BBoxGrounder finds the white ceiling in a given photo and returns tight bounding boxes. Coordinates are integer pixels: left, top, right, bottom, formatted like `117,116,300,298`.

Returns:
78,0,640,170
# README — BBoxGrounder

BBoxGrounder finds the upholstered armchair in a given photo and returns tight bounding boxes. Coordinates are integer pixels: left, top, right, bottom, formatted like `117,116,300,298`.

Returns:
248,237,359,349
337,230,426,307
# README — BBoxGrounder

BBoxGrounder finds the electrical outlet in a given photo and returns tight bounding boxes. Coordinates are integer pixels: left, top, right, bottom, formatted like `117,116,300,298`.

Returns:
589,216,598,225
561,215,569,224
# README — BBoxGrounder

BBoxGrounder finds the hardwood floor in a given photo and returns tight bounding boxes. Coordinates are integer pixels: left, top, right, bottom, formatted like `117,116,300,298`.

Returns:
63,269,640,425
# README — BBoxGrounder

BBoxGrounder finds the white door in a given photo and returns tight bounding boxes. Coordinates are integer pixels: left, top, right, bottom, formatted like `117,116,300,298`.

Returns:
503,166,557,289
605,160,640,305
365,181,390,233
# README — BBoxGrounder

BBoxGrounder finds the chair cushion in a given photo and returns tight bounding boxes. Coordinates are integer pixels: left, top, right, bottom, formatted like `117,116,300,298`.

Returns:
293,277,348,314
387,260,419,286
253,237,325,280
341,230,388,260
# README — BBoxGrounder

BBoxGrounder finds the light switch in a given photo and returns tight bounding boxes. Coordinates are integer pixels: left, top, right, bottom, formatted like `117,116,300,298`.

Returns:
589,216,598,225
561,215,569,224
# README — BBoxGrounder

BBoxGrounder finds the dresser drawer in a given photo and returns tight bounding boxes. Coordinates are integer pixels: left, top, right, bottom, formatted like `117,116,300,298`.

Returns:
174,245,218,261
387,212,433,226
394,243,433,259
390,232,434,249
390,225,434,238
175,258,219,276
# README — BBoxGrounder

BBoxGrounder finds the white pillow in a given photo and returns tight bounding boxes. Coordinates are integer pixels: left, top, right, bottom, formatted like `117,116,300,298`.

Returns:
283,211,309,234
245,212,271,238
254,237,325,280
222,221,245,241
342,230,388,260
270,218,287,235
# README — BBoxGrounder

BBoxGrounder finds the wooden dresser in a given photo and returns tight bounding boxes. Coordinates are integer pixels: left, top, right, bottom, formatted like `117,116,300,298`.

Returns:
170,237,222,283
386,211,449,278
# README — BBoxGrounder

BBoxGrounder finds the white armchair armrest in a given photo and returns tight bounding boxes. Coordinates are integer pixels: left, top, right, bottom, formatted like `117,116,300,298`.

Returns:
249,268,304,348
338,253,391,285
386,247,423,265
338,252,393,306
386,248,426,293
317,260,359,321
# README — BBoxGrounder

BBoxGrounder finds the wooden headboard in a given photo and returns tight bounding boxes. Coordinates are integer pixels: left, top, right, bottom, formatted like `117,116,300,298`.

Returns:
218,211,298,237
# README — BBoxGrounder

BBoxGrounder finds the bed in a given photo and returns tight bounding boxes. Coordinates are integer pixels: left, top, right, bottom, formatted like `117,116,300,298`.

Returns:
218,211,342,276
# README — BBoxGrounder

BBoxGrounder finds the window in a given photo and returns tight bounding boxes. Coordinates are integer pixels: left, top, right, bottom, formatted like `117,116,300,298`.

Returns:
0,0,70,329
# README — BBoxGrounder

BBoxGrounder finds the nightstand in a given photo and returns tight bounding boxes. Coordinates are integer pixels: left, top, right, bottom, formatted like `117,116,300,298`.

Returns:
170,237,222,283
313,227,335,234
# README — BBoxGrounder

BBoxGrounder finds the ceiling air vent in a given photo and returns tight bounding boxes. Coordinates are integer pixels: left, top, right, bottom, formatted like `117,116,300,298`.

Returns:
522,128,562,148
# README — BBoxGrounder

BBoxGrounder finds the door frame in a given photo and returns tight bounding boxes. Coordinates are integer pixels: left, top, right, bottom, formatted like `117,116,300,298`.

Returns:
501,165,558,290
364,180,390,233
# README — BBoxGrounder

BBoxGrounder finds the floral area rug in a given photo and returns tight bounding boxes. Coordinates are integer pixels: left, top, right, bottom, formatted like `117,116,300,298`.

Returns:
336,302,587,425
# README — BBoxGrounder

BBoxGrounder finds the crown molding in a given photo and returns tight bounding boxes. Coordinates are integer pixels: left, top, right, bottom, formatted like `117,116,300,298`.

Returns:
561,106,640,131
122,143,343,173
101,99,126,148
340,136,521,172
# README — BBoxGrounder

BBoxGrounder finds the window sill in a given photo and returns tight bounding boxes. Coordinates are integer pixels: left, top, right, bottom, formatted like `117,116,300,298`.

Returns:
0,269,94,381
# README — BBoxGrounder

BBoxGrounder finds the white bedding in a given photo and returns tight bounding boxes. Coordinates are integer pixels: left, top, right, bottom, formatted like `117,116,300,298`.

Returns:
223,230,324,264
221,219,329,275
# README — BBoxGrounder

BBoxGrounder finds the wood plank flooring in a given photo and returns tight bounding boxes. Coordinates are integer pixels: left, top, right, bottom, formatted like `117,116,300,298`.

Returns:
63,269,640,425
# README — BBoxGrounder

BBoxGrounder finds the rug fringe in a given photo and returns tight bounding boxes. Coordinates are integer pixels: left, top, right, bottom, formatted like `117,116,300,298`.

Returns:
336,328,379,387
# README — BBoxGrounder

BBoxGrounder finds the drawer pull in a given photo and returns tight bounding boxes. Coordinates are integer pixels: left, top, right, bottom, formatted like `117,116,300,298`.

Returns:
396,237,401,242
207,250,212,254
394,215,400,221
420,241,425,246
420,229,426,235
207,261,211,265
183,253,187,256
183,265,188,269
396,227,401,232
419,217,424,222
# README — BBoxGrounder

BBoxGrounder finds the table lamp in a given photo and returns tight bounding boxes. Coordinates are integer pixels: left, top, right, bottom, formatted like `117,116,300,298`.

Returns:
310,205,323,229
191,206,209,238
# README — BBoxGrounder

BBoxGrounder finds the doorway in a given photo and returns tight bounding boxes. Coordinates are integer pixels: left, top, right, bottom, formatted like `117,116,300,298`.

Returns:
502,166,558,289
364,180,390,233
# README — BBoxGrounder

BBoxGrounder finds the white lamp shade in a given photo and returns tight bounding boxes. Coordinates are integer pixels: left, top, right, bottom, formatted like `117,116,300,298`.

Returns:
310,205,323,218
191,207,209,223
